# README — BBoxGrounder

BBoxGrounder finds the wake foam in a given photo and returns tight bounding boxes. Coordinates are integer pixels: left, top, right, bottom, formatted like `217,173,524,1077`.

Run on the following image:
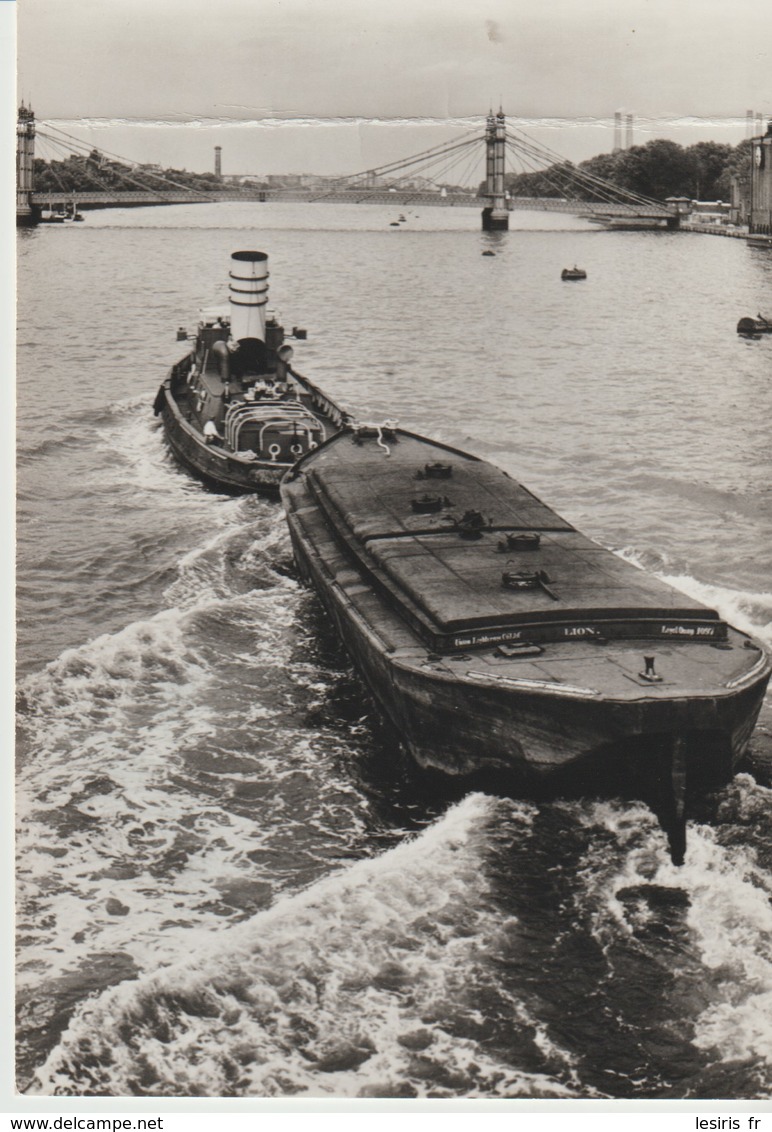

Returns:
30,794,580,1099
567,779,772,1073
16,508,306,992
615,546,772,645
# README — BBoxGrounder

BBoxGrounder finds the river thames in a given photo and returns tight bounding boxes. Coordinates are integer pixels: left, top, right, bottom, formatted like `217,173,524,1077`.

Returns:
16,202,772,1099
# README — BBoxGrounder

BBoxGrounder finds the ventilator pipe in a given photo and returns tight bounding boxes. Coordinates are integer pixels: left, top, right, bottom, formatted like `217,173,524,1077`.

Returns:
211,339,231,383
229,251,269,343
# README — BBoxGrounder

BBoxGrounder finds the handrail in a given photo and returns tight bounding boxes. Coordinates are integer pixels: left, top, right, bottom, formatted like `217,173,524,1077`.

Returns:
258,419,322,457
224,399,324,451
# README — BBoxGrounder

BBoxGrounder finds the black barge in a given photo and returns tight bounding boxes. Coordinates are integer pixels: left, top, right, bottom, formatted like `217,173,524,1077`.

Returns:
281,426,771,861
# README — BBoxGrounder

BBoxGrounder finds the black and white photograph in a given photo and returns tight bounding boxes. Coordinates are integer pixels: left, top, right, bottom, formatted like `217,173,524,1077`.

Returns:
11,0,772,1111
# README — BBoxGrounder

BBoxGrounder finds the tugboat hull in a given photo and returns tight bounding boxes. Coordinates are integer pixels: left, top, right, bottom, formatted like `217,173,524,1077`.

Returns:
155,358,341,495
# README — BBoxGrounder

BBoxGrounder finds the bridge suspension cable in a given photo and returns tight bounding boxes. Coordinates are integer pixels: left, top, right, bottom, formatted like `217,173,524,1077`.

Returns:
320,128,485,194
503,124,668,213
35,121,215,198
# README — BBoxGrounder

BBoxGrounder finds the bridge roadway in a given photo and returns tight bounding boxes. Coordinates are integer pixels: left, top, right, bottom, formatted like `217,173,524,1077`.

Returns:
33,188,477,207
31,187,674,221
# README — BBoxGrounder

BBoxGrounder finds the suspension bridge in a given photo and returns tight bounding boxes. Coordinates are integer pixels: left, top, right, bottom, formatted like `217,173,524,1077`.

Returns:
17,106,689,229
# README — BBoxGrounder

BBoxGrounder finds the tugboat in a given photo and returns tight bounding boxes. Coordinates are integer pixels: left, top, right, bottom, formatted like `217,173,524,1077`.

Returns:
154,251,349,494
281,426,771,862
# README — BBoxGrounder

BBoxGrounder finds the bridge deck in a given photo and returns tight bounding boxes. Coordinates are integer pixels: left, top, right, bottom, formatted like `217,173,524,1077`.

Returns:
30,188,673,219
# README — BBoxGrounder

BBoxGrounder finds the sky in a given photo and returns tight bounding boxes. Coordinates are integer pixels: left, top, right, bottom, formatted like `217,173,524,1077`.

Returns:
12,0,772,176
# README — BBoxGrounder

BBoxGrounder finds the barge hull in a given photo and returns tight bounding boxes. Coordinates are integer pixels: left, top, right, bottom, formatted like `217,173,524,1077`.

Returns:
286,492,766,786
282,427,770,821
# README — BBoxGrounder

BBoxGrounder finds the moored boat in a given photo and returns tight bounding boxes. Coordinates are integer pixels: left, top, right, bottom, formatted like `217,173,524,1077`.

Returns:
154,251,350,494
737,314,772,335
281,426,771,862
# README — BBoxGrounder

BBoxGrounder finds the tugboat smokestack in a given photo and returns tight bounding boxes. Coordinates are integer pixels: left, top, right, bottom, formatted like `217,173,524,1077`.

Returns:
229,250,269,343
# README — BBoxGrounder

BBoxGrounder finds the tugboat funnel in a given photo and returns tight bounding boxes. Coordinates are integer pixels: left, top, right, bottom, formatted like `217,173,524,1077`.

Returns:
229,250,269,343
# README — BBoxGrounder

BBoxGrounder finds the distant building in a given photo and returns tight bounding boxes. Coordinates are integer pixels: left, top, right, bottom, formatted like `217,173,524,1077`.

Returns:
729,173,750,227
612,110,634,153
750,123,772,235
625,114,634,149
266,173,303,188
260,173,349,190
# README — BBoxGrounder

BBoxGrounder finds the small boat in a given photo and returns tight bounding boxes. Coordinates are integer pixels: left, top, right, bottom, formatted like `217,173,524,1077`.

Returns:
737,314,772,335
746,234,772,249
589,217,665,231
482,250,496,257
281,426,771,862
561,266,587,280
153,251,349,494
389,221,400,227
39,210,68,224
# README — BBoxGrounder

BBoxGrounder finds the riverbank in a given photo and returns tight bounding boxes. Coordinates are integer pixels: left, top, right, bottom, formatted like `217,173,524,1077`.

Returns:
681,221,749,238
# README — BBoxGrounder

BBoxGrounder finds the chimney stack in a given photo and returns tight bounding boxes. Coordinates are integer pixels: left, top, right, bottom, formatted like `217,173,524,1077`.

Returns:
228,251,269,344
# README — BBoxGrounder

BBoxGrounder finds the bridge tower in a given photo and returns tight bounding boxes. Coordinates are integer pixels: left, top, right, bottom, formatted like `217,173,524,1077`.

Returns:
17,102,38,227
482,109,508,231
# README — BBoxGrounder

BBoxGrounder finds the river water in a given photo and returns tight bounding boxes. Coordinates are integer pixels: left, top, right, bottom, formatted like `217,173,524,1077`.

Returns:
15,202,772,1100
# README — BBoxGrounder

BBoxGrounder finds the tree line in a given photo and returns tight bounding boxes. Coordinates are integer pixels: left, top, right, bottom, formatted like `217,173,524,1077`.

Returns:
494,138,752,203
32,150,225,194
